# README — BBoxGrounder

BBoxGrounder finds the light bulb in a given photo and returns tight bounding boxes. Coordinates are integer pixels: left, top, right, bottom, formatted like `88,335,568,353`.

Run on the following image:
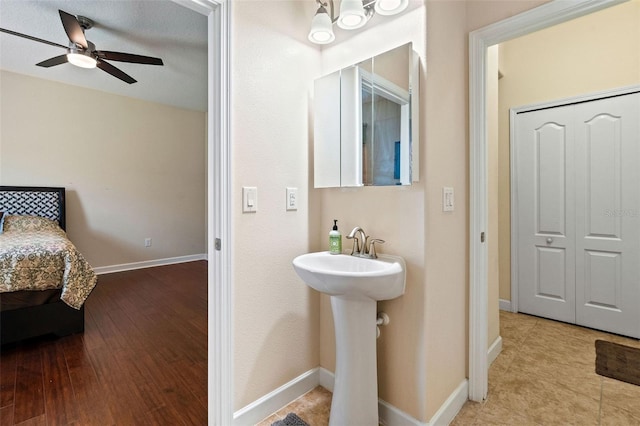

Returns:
374,0,408,15
311,30,333,43
340,14,364,28
308,5,335,44
337,0,367,30
67,53,97,69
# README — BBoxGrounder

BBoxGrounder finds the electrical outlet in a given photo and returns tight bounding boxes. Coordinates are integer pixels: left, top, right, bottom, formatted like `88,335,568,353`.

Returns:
145,238,152,247
286,187,298,211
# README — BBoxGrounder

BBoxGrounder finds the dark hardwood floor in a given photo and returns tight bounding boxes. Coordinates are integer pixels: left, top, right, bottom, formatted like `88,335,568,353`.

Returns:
0,261,208,425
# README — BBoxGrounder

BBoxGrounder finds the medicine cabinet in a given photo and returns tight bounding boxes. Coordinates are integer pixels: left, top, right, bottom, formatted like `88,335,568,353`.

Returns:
313,43,419,188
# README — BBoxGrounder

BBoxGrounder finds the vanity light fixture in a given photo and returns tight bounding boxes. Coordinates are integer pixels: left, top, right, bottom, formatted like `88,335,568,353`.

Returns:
308,0,408,45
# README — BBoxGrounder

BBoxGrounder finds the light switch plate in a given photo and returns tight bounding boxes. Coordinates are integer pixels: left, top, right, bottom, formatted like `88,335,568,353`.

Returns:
443,187,454,212
286,187,298,211
242,187,257,213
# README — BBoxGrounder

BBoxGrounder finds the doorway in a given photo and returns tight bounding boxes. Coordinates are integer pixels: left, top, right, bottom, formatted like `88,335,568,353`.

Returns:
468,0,629,402
174,0,232,423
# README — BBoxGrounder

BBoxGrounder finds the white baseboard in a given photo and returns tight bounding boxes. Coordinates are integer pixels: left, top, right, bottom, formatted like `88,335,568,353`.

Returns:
488,335,503,366
427,379,469,426
379,398,426,426
93,254,207,275
499,298,512,312
318,366,335,392
237,366,470,426
318,368,467,426
233,368,320,426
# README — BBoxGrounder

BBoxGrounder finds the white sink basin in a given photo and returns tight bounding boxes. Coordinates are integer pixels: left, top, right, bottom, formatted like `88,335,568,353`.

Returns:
292,251,407,425
292,251,406,301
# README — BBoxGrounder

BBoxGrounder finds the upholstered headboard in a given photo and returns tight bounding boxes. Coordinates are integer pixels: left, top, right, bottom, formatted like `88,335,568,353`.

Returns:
0,186,66,231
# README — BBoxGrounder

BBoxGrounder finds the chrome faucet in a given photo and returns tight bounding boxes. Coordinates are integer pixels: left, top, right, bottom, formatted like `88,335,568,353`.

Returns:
346,227,385,258
346,227,367,256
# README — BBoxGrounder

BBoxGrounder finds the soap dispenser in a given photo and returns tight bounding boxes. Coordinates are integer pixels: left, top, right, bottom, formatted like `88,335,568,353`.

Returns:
329,220,342,254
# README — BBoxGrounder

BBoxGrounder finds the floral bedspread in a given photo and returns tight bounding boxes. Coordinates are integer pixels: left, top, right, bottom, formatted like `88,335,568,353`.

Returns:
0,215,98,309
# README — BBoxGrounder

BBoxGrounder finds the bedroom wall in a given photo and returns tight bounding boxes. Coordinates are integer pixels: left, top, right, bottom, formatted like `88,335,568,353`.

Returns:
0,70,207,268
231,0,323,411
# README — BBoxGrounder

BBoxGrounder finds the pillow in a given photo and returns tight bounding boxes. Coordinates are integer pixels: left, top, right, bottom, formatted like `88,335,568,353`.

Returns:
2,215,61,233
0,211,5,234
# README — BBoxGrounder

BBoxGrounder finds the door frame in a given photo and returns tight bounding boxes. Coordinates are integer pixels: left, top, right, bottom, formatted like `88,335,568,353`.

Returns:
206,1,233,424
509,84,640,314
174,0,233,424
468,0,628,402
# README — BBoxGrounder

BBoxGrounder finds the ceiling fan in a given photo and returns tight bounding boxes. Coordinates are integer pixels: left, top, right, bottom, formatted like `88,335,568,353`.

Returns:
0,9,163,84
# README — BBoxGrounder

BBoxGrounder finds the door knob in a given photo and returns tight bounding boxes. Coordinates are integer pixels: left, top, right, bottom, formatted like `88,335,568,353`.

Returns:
546,237,553,244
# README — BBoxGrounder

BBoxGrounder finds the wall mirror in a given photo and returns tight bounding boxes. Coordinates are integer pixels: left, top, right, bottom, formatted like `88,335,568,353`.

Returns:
313,42,419,188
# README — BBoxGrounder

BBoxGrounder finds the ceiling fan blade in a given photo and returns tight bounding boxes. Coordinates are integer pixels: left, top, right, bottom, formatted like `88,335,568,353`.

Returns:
59,10,88,49
96,51,164,66
97,59,137,84
0,27,67,49
36,55,69,68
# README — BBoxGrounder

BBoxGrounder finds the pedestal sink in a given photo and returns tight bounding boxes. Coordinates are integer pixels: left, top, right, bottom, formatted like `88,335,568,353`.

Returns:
292,252,406,426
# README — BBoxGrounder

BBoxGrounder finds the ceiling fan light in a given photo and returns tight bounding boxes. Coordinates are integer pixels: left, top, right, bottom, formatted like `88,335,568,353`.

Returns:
67,52,97,69
374,0,408,15
308,5,335,44
337,0,367,30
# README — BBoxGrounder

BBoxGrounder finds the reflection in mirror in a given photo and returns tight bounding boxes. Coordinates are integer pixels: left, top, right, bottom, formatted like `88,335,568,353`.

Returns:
313,42,418,188
368,46,411,185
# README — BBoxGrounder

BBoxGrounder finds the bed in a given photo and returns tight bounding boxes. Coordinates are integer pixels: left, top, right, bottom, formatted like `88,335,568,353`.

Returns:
0,186,98,344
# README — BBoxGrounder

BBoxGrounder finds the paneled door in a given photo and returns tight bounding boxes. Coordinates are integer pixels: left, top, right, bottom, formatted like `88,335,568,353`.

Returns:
573,94,640,337
515,91,640,338
515,104,577,325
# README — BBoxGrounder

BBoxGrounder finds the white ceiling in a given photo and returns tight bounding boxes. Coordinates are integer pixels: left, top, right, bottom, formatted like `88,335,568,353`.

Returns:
0,0,208,111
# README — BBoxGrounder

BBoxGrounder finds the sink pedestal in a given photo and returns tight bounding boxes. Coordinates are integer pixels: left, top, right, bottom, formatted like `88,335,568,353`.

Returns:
291,251,406,425
330,296,379,426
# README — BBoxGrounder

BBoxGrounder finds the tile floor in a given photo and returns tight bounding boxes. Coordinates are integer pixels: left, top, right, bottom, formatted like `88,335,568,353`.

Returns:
256,311,640,425
256,386,332,426
454,311,640,425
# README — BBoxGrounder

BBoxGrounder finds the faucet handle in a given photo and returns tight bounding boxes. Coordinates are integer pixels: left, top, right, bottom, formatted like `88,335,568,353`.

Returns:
367,239,385,258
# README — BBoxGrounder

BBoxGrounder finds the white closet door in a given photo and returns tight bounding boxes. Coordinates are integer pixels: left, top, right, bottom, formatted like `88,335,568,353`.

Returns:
574,93,640,338
516,105,576,324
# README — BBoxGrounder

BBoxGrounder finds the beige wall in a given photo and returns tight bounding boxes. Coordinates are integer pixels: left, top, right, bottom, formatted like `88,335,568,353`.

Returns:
0,70,206,268
422,0,473,417
231,0,323,410
466,0,549,32
498,0,640,301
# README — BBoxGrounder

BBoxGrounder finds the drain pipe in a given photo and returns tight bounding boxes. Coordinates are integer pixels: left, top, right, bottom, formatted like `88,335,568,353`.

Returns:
376,312,390,338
